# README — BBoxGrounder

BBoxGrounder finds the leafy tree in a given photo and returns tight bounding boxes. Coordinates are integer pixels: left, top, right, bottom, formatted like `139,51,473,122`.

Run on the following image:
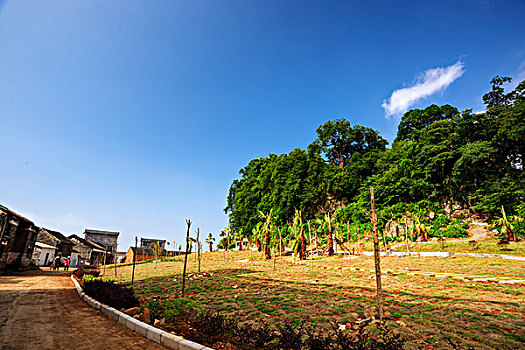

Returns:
395,104,458,142
205,233,215,252
308,118,387,169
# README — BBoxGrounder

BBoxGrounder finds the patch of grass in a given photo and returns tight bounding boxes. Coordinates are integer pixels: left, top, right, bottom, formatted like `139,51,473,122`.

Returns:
104,250,525,349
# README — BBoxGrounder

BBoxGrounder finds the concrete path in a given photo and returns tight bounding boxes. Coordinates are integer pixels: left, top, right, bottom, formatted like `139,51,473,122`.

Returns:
0,270,167,350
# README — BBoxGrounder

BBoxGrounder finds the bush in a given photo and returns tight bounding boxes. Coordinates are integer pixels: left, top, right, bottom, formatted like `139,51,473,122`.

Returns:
429,216,468,239
162,298,200,322
83,280,138,310
514,220,525,238
73,265,100,279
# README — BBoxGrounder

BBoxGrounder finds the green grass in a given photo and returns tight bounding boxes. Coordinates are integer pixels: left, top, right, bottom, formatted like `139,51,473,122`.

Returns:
102,250,524,350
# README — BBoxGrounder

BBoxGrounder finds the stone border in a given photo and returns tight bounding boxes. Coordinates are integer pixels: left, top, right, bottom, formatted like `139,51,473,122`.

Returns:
70,275,214,350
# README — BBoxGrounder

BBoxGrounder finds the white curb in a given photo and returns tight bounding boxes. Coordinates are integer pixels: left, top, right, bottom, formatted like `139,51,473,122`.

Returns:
70,275,213,350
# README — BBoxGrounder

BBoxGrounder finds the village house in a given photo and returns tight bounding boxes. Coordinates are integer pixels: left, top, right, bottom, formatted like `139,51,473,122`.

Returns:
0,204,38,271
68,234,107,266
32,242,56,266
83,229,119,264
140,237,166,250
125,246,156,263
35,228,75,262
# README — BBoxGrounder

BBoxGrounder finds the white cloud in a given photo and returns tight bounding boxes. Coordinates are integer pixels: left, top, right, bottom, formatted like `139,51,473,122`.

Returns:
382,61,465,117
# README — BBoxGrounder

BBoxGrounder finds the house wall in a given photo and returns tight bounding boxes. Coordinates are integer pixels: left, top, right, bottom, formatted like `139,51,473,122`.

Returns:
68,238,92,263
32,247,55,266
125,248,154,263
0,211,37,270
70,252,80,267
84,232,118,250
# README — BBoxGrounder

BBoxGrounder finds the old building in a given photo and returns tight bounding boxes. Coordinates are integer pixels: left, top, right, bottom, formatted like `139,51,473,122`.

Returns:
68,234,107,266
83,229,119,264
125,246,155,263
140,237,166,250
32,242,56,266
0,205,38,271
36,228,75,260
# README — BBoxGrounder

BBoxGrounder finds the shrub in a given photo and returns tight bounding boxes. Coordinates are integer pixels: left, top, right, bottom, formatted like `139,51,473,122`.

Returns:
140,299,161,320
73,265,100,279
162,298,200,322
83,280,138,310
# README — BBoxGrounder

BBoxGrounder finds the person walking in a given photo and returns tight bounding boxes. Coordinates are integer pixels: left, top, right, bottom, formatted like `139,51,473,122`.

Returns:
64,257,70,271
53,255,61,271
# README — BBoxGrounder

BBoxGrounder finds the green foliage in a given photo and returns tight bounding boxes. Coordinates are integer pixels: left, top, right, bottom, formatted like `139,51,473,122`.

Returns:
162,298,201,322
225,77,525,242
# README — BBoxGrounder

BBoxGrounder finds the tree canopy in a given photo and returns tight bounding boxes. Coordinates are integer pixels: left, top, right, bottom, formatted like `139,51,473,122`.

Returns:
225,77,525,238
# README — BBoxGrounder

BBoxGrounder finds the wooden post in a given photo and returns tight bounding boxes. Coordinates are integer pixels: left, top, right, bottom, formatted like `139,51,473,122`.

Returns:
114,240,118,278
103,248,107,276
182,219,191,298
197,228,201,273
308,220,312,249
404,217,412,269
370,187,385,322
132,236,137,286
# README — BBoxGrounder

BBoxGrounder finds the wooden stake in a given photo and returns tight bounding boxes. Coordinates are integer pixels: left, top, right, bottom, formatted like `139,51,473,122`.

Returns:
131,236,137,286
370,187,385,322
197,227,201,273
182,219,191,298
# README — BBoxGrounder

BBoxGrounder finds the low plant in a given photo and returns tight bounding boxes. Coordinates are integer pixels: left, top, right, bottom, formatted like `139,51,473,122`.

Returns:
162,297,200,322
83,279,138,310
73,265,100,279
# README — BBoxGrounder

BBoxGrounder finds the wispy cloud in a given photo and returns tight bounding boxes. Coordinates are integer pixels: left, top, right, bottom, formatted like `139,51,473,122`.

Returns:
514,59,525,84
382,61,465,117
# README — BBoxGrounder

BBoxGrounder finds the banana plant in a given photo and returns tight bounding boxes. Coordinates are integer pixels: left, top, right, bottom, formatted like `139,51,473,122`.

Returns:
258,209,273,260
252,222,263,251
493,206,522,242
316,214,334,256
290,209,306,260
413,215,429,242
205,232,215,252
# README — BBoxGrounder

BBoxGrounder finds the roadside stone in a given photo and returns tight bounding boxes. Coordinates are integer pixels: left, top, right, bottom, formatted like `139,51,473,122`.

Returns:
126,307,140,316
144,307,151,324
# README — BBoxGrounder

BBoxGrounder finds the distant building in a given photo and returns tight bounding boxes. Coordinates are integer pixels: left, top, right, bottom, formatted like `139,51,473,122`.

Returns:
68,234,107,266
32,242,56,266
36,228,74,260
140,237,166,250
0,205,38,271
125,246,155,263
83,229,119,264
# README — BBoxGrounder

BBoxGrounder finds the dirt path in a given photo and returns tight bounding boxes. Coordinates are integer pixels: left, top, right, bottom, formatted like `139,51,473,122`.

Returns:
0,270,167,350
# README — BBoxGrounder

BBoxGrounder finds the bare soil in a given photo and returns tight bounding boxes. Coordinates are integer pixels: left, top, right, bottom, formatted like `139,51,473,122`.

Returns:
0,269,167,350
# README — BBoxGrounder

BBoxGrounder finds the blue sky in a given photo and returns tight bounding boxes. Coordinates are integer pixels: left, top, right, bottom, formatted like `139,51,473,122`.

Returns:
1,0,524,250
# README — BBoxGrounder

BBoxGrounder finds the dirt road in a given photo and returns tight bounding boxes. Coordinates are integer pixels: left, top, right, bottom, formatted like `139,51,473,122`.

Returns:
0,270,167,350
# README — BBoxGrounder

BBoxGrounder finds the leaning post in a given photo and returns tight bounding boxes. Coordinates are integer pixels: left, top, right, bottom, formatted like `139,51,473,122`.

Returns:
181,219,192,298
370,187,385,322
131,236,137,286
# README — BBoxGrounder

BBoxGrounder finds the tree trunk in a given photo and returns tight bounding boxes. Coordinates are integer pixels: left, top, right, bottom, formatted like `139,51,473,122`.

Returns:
370,187,385,322
327,226,334,256
265,230,271,260
300,230,306,260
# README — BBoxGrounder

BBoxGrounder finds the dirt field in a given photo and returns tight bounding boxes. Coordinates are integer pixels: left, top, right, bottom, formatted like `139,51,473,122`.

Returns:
112,251,525,349
0,269,167,350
